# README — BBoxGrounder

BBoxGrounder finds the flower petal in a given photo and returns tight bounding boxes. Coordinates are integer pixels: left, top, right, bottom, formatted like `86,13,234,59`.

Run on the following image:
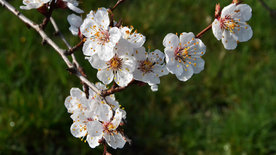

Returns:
86,134,102,148
222,30,237,50
175,65,194,81
87,121,104,137
163,33,179,49
70,122,87,138
114,70,133,87
212,19,223,40
104,132,126,149
179,32,195,45
97,69,114,85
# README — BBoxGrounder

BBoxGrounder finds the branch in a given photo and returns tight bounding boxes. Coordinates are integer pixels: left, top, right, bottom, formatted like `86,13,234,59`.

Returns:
196,23,212,38
111,0,126,11
258,0,276,18
65,39,85,55
40,0,55,29
0,0,101,95
101,79,135,97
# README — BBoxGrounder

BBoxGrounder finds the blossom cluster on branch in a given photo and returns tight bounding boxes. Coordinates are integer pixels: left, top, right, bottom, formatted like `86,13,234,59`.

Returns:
0,0,253,153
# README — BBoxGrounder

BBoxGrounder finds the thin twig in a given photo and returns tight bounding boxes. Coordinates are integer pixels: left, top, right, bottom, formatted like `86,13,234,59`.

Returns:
0,0,101,95
111,0,126,11
258,0,276,18
40,0,55,29
65,39,85,55
196,23,212,38
50,17,89,97
101,79,135,97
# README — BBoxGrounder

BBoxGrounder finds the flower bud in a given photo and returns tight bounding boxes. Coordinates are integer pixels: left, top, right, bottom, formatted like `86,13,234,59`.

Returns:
215,3,221,18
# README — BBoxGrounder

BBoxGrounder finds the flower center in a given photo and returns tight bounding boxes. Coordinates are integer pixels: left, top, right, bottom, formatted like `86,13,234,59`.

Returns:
95,29,110,45
103,122,115,132
219,15,240,33
138,59,154,73
174,47,190,62
108,55,122,71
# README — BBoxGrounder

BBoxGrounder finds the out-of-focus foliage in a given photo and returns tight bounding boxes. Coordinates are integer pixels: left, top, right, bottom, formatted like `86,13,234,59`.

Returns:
0,0,275,154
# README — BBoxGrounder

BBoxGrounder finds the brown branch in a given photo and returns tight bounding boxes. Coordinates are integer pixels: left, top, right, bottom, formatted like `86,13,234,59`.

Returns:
65,39,85,55
110,0,126,11
0,0,101,95
258,0,276,18
196,23,212,38
40,0,56,29
101,79,135,97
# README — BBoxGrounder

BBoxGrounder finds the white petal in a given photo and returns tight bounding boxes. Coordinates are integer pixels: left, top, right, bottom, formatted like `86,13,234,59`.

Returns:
87,121,104,137
176,65,194,81
179,32,195,45
104,132,126,149
166,62,183,76
186,57,205,74
97,42,115,61
97,69,114,85
110,109,123,130
222,30,237,50
235,23,253,42
95,103,113,122
233,4,252,22
114,70,133,87
148,49,165,64
221,4,236,18
163,33,179,49
86,134,102,148
153,64,169,77
109,27,122,45
82,40,98,56
133,47,147,61
67,14,82,27
70,122,87,138
129,33,146,48
70,88,85,98
87,54,108,69
212,19,223,40
80,19,98,38
67,3,84,14
149,83,158,92
69,26,79,36
164,48,176,64
95,8,110,29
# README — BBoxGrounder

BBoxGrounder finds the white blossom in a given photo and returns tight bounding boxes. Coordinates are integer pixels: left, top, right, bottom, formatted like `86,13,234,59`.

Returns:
212,3,253,50
163,32,206,81
67,14,82,36
87,40,136,87
20,0,50,10
81,8,121,61
133,47,168,91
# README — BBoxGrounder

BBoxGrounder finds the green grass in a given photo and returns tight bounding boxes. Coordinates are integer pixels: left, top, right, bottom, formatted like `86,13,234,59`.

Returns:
0,0,276,154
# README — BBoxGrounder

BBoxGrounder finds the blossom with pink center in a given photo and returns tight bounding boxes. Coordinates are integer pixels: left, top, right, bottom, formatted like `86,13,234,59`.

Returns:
163,32,206,81
212,3,253,50
81,8,121,61
86,40,136,87
133,47,168,91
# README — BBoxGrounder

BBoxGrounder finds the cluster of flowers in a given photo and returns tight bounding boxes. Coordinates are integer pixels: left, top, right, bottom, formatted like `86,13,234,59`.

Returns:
64,83,128,149
20,0,253,150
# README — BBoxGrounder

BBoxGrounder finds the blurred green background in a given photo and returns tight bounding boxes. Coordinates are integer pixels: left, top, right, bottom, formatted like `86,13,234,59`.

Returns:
0,0,276,154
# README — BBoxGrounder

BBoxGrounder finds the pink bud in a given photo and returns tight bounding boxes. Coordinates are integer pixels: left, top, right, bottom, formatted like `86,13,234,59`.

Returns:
215,3,221,18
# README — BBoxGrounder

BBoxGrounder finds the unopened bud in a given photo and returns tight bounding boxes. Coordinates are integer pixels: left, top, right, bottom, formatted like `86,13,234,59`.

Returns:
233,0,242,5
215,3,221,18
